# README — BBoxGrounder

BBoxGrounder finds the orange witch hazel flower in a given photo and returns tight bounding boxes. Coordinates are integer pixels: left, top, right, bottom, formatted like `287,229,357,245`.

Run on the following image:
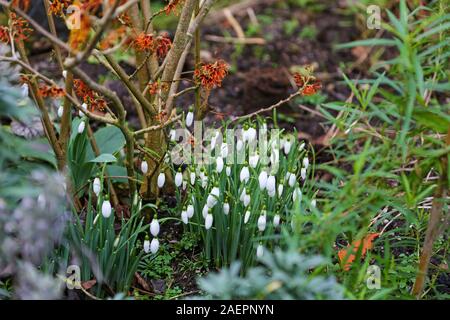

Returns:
9,12,32,41
194,60,229,90
293,72,322,96
164,0,185,15
133,33,172,59
0,26,10,43
48,0,72,16
38,84,65,98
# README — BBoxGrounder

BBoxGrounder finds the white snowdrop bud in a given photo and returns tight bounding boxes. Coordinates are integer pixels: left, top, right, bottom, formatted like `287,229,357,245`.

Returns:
240,188,246,202
201,173,208,188
223,202,230,215
266,175,276,193
186,109,194,127
248,127,257,143
226,166,231,177
202,204,209,219
141,161,148,174
221,142,228,158
77,120,86,134
150,219,160,237
243,127,249,142
102,200,112,218
240,166,249,183
210,136,217,150
256,244,264,258
298,142,305,151
170,129,176,142
205,213,213,230
216,156,224,173
207,186,219,208
114,236,120,248
277,183,284,196
273,214,281,227
244,211,251,224
288,172,296,187
243,193,251,207
62,70,68,79
187,204,194,218
293,187,302,202
257,214,267,232
57,105,64,118
283,139,292,155
79,103,87,117
303,157,309,169
181,210,189,224
150,238,159,254
93,177,101,196
21,83,29,98
258,171,268,190
236,139,244,152
182,180,187,190
190,171,196,185
175,170,183,187
311,199,317,208
249,153,259,168
143,236,150,253
157,172,166,188
301,167,307,180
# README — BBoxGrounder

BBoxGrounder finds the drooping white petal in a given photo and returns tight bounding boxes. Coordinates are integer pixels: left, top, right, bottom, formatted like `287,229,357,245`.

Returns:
225,166,231,177
62,70,68,79
244,211,250,224
249,154,259,168
268,188,276,198
236,139,244,152
143,239,150,253
102,200,112,218
77,121,85,134
205,214,213,230
283,140,292,155
277,184,284,197
79,103,87,117
21,83,29,98
256,244,264,258
187,204,194,218
257,214,266,232
190,172,196,185
266,175,276,192
258,171,268,190
141,161,148,174
303,157,309,169
216,157,224,173
150,219,160,237
273,214,281,227
150,238,159,254
243,194,250,207
301,167,307,180
223,203,230,215
175,172,183,187
181,211,189,224
221,143,228,158
186,111,194,127
202,205,209,219
157,172,166,188
240,166,249,183
57,106,64,118
93,177,101,196
293,187,302,202
311,199,317,208
288,172,296,187
170,129,176,142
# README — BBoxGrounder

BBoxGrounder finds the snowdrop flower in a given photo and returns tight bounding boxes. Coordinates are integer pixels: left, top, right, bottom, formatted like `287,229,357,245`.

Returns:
223,202,230,215
258,171,268,190
157,172,165,188
273,214,281,227
201,172,208,189
102,199,112,218
257,214,266,232
220,141,229,158
240,165,250,183
170,129,176,142
77,120,85,134
186,106,194,127
249,153,259,168
226,166,231,177
301,167,307,180
187,204,194,218
57,105,64,118
293,187,302,202
62,70,68,79
240,188,246,202
303,157,309,169
205,213,213,230
202,204,209,219
236,139,244,152
141,160,148,174
182,180,188,190
270,148,279,168
278,183,284,197
311,199,317,208
175,169,183,187
288,172,296,187
268,188,276,198
150,218,160,237
181,210,189,224
216,156,224,173
79,103,87,117
150,238,159,254
283,139,292,155
247,125,257,143
266,175,276,193
143,235,150,253
244,211,251,224
243,191,251,207
298,142,305,151
242,124,250,142
190,170,196,185
256,244,264,258
21,83,29,98
207,185,220,208
93,177,101,196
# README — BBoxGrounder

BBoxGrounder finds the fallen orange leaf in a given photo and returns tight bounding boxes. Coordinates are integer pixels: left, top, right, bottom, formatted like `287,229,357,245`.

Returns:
338,233,379,271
